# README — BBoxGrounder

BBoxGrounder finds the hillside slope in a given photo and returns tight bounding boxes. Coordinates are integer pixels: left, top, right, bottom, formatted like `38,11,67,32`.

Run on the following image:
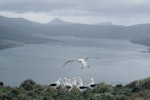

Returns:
1,15,150,50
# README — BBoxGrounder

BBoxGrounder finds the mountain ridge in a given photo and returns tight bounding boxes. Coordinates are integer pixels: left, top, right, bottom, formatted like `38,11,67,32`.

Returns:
0,15,150,50
48,18,72,25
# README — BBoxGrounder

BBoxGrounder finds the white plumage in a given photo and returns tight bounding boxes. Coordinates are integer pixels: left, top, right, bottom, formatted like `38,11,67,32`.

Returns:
72,77,77,87
50,77,97,91
49,78,61,89
63,78,73,92
62,57,100,69
63,78,68,86
76,77,87,92
88,78,96,90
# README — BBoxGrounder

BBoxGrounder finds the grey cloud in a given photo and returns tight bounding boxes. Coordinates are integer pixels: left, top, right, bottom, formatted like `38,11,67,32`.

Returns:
0,0,150,17
0,0,81,12
80,0,150,16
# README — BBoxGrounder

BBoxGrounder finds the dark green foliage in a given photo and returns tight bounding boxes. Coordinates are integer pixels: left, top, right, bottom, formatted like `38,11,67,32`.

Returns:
20,79,37,90
93,82,114,93
0,82,3,86
116,84,123,88
1,78,150,100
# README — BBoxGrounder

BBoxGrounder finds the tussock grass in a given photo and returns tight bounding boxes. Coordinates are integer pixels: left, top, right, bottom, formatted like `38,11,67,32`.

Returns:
1,78,150,100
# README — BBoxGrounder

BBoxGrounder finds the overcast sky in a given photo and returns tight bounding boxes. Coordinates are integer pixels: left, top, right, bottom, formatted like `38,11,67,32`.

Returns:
0,0,150,25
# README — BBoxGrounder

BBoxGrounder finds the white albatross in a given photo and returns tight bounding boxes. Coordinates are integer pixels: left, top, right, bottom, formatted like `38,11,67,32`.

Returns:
76,77,88,92
49,78,62,89
61,57,100,69
88,78,96,90
63,78,73,92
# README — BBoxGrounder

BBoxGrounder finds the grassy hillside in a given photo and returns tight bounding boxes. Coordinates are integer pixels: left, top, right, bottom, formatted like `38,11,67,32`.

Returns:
1,77,150,100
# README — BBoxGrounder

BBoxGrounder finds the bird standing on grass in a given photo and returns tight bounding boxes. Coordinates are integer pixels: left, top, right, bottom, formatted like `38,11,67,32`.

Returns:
63,78,73,92
75,77,87,92
72,77,77,87
49,78,62,89
62,57,100,69
67,79,73,92
88,78,96,90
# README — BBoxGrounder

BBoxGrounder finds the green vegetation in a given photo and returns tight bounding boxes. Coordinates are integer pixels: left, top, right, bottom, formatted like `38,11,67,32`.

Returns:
1,77,150,100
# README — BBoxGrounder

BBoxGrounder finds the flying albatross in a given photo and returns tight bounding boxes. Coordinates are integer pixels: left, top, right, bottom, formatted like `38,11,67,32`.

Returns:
61,57,100,69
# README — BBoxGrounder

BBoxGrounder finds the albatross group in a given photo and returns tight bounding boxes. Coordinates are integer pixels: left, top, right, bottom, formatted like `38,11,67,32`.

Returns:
49,57,100,92
49,77,96,92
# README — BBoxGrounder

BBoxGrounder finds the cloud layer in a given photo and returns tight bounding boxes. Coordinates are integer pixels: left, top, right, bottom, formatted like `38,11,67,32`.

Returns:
0,0,150,25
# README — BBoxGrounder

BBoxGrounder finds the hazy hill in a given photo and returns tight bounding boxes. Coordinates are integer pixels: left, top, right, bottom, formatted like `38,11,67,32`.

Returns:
48,18,73,25
0,15,150,49
0,16,57,50
44,19,150,41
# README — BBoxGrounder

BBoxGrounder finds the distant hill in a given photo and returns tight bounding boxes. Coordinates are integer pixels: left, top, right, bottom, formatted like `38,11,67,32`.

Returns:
0,16,57,50
48,18,72,25
132,38,150,46
0,15,150,50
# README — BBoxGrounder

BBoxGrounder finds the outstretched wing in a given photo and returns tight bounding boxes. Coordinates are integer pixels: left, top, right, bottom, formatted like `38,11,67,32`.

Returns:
61,60,76,67
85,57,100,61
